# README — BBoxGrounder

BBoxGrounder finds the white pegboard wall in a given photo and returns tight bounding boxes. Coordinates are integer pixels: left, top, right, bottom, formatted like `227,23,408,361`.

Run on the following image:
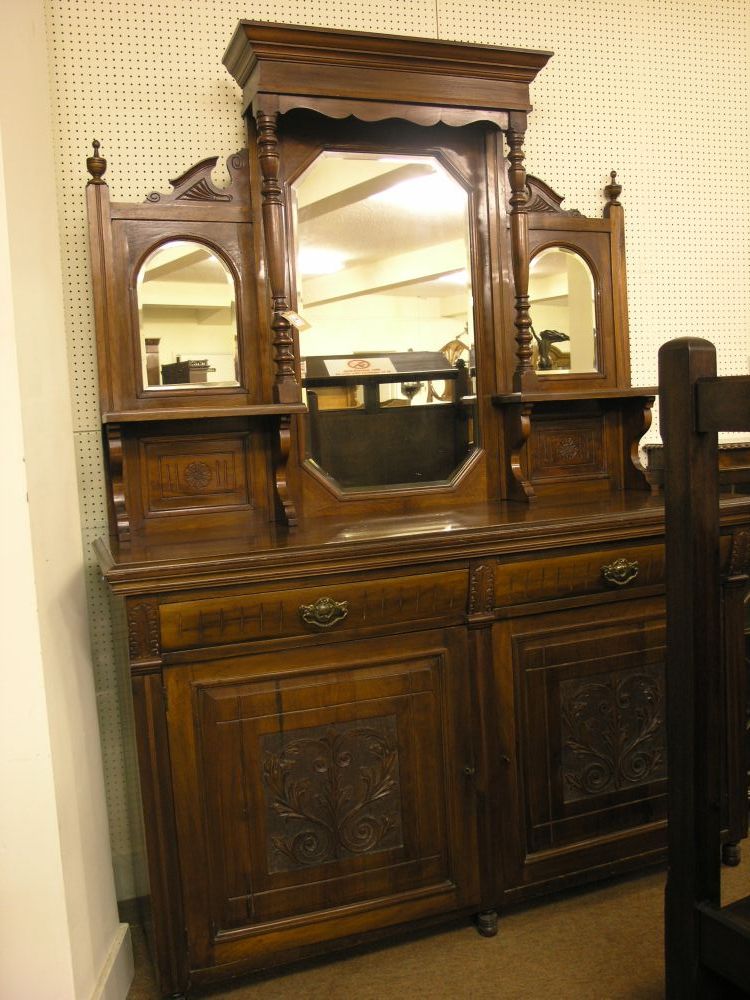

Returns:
45,0,750,899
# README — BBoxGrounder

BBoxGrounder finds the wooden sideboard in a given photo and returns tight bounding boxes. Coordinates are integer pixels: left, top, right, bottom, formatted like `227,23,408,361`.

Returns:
96,495,750,994
84,22,750,997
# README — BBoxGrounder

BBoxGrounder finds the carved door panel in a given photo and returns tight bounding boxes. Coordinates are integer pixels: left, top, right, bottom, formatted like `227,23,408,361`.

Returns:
165,628,478,974
492,597,668,900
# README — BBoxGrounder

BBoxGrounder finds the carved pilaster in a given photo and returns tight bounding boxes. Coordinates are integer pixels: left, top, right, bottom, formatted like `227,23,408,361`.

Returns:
126,598,162,671
506,115,532,391
728,528,750,578
469,563,496,617
254,105,300,405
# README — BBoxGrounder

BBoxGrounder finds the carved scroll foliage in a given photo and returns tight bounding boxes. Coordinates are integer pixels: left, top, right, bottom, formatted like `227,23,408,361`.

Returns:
560,666,666,803
261,718,403,873
145,150,249,204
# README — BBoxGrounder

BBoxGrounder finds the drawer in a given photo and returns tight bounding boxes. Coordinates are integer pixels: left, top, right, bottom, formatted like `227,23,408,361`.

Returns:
160,569,469,652
494,542,664,609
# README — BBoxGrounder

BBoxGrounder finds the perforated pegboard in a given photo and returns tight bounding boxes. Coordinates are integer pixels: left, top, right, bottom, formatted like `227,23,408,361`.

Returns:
45,0,750,898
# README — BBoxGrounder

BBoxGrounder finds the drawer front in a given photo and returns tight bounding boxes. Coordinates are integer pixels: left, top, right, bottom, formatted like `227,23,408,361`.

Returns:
160,569,469,652
494,542,664,608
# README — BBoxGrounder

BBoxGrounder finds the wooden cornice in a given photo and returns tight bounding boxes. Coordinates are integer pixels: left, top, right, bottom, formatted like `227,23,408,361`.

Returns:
223,21,552,116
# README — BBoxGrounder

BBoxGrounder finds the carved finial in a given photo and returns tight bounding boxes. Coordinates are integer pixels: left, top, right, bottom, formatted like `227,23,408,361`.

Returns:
86,139,107,185
605,169,622,206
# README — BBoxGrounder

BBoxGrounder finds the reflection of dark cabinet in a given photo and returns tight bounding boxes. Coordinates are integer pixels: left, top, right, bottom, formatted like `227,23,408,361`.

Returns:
163,629,478,979
307,398,473,488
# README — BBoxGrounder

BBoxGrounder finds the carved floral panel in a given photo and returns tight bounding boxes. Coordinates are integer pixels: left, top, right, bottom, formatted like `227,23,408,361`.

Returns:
560,665,666,803
261,716,404,873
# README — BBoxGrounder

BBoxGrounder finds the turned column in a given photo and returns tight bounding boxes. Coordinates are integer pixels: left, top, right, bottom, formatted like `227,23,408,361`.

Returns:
253,100,300,404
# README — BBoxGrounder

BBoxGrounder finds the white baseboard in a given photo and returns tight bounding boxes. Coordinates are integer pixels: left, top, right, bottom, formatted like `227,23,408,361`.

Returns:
90,922,134,1000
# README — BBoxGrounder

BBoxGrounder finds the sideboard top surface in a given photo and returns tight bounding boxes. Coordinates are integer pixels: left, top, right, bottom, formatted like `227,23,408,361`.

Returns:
95,493,750,594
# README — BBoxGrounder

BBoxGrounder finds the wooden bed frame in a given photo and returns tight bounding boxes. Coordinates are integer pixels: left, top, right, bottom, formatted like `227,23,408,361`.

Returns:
660,337,750,998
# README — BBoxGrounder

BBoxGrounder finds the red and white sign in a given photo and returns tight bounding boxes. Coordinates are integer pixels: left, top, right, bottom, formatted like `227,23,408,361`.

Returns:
324,357,397,376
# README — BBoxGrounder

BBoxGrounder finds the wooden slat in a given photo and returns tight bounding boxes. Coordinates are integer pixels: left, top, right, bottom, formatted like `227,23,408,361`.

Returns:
696,376,750,432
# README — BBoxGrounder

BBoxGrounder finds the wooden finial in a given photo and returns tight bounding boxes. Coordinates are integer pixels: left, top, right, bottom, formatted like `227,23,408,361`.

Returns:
86,139,107,184
605,169,622,206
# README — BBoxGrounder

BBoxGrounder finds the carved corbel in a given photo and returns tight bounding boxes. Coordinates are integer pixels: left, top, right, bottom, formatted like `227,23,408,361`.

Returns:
105,423,130,543
502,400,535,502
272,413,298,527
253,99,300,405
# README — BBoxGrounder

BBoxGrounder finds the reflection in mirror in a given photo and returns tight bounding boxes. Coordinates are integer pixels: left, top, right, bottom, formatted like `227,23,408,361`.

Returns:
292,150,476,491
137,240,239,390
528,247,597,375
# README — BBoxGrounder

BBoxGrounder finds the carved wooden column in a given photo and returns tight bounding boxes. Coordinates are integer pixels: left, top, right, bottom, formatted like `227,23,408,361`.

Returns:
505,113,532,392
253,99,300,405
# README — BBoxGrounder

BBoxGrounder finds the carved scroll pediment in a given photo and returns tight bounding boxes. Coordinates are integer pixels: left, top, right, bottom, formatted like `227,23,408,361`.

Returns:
524,174,582,216
145,149,249,204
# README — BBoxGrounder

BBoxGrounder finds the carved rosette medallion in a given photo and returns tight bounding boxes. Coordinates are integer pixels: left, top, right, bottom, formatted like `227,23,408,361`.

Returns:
560,666,666,803
183,460,213,491
261,717,403,873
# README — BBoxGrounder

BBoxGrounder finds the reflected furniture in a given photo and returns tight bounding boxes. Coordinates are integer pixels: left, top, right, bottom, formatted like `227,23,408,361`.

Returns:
86,22,750,998
660,338,750,998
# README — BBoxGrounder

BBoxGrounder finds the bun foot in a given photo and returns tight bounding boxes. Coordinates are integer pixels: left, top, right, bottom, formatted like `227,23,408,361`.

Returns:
722,841,741,867
476,909,498,937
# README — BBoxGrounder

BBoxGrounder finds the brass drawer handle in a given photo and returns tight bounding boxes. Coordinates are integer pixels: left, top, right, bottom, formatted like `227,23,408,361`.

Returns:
601,557,639,587
299,596,349,629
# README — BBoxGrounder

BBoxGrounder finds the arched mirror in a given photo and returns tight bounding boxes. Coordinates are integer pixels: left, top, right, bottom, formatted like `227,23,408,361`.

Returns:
137,240,240,390
528,247,597,375
291,150,477,492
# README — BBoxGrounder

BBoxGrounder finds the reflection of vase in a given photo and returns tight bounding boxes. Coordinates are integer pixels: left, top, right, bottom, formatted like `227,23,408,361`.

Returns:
533,327,569,371
145,338,161,386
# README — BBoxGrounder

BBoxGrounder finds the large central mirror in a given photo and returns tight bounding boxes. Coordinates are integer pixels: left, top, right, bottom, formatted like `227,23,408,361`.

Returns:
291,150,477,492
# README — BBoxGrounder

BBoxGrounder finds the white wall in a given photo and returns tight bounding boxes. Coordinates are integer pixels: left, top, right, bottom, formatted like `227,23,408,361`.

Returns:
0,0,131,996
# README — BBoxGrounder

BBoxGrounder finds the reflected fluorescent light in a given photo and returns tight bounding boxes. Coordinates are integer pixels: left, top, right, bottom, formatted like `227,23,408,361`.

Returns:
437,269,470,286
298,247,347,276
372,172,466,214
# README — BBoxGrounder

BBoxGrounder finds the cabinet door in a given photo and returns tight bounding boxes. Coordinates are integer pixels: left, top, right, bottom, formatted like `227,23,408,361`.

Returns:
492,597,667,901
165,628,478,977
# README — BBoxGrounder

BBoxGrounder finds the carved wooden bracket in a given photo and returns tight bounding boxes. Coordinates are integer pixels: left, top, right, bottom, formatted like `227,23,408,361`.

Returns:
525,174,582,216
145,149,250,205
272,413,298,527
105,424,130,543
502,401,535,501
